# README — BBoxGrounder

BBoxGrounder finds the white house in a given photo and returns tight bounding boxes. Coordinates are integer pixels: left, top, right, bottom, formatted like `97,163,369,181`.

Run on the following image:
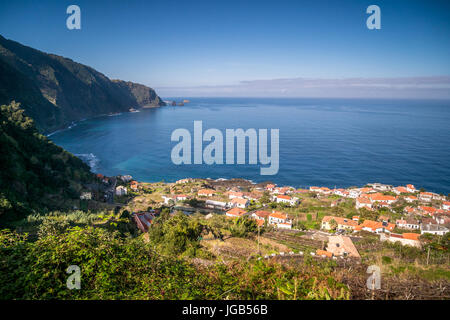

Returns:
421,224,449,236
227,191,244,199
268,211,292,229
348,189,361,199
356,197,372,209
225,207,246,218
275,195,298,206
404,195,418,203
442,201,450,211
80,192,92,200
205,199,228,209
119,175,133,183
115,186,127,196
406,184,417,193
230,197,249,209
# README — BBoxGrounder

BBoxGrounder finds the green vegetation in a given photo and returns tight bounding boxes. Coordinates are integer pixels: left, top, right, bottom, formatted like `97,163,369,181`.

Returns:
0,102,94,223
0,222,351,300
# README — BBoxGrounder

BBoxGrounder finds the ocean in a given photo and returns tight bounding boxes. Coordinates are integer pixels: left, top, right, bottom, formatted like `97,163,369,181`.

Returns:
49,98,450,194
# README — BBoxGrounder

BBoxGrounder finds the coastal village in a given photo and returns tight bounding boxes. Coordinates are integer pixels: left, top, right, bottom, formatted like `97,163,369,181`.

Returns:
84,175,450,266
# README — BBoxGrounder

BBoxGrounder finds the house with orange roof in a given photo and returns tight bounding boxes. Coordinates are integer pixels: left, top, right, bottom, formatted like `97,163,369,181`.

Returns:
333,188,347,197
419,206,438,216
419,192,433,202
359,187,374,194
275,194,299,206
316,249,333,258
319,187,331,195
198,189,216,197
406,184,417,193
356,197,372,210
227,191,244,199
442,201,450,211
404,195,418,203
393,186,408,195
266,184,276,191
230,197,249,209
268,211,292,229
367,193,398,204
226,207,247,218
358,219,395,233
309,186,321,192
321,216,358,231
252,210,271,221
348,189,361,199
380,232,421,248
404,206,416,215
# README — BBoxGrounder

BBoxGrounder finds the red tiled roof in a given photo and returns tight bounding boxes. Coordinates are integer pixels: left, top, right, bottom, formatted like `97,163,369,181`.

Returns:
226,207,246,217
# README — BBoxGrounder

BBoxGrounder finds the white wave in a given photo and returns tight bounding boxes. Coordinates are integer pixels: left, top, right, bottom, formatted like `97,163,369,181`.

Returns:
75,153,100,171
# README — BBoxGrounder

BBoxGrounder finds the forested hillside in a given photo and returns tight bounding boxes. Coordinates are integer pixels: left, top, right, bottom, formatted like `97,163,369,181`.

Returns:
0,102,94,222
0,34,165,133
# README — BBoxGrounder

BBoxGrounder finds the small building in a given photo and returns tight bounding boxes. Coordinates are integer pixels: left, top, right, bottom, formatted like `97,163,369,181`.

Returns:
226,207,247,218
119,175,133,183
205,199,228,209
356,197,372,209
421,224,449,236
356,219,395,234
275,195,298,206
80,192,92,200
326,235,361,259
115,185,127,196
252,210,271,222
227,191,244,199
198,189,216,197
321,216,358,231
230,197,250,209
380,232,421,248
404,195,418,203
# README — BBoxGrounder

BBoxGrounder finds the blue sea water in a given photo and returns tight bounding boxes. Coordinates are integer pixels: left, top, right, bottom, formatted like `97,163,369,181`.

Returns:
50,98,450,194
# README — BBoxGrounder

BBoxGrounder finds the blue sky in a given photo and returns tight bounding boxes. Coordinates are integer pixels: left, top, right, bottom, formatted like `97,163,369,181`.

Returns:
0,0,449,97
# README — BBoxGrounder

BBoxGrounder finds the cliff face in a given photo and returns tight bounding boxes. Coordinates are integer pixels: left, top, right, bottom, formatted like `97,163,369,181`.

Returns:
0,35,165,133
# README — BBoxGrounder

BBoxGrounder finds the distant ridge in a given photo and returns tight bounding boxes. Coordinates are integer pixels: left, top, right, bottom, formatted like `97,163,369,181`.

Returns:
0,34,165,133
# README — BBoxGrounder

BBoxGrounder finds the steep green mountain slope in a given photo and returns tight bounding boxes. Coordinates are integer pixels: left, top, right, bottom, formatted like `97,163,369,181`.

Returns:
0,102,94,222
0,34,165,133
